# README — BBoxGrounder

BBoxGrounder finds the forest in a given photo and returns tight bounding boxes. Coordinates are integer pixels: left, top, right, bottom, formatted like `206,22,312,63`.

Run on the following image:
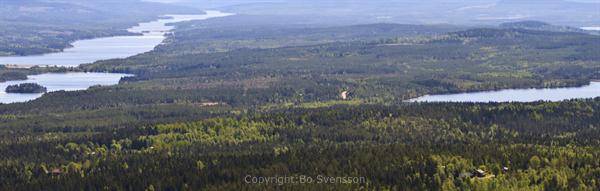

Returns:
2,100,600,190
81,26,600,105
1,4,600,190
5,83,47,93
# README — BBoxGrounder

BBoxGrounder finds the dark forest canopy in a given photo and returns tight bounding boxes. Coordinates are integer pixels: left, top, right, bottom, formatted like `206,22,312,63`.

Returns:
5,83,47,93
2,100,600,190
0,66,80,83
0,71,27,82
79,26,600,107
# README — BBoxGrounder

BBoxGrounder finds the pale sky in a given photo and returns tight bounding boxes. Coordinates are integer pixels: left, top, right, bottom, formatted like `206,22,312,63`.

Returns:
144,0,600,3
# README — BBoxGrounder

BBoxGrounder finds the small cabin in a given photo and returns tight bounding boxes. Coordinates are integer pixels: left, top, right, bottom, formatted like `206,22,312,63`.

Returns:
341,91,349,100
49,168,63,175
473,169,486,177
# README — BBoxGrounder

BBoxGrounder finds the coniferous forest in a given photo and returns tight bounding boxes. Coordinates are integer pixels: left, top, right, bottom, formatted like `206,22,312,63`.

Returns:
1,0,600,190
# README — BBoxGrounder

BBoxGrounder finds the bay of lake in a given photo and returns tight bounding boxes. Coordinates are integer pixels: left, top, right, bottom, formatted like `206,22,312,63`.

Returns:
0,11,233,67
0,11,233,103
0,73,132,104
409,82,600,103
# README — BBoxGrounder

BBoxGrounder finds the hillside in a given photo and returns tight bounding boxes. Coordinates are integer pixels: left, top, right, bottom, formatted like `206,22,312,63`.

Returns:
178,0,600,26
154,15,467,54
0,0,198,56
500,21,600,34
75,27,600,110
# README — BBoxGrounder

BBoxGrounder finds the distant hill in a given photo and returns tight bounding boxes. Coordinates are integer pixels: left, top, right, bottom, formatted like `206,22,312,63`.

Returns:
153,14,468,55
1,0,199,27
500,21,600,35
0,0,199,56
166,0,600,26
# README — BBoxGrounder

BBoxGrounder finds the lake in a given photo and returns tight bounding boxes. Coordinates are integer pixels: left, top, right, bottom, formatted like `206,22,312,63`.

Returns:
0,11,233,67
0,73,132,104
410,27,600,103
0,10,233,104
409,82,600,103
582,27,600,31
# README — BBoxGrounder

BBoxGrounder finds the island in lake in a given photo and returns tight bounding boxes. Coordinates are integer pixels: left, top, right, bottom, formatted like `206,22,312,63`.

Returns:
5,83,47,93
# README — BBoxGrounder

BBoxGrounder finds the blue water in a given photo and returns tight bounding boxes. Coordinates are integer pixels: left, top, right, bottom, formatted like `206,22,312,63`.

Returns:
0,11,233,67
0,73,132,104
409,82,600,102
0,11,234,104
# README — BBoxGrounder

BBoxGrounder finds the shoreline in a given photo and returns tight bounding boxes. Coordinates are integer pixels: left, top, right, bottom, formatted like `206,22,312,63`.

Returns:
0,11,211,59
409,80,599,103
0,11,231,104
0,72,134,104
0,10,232,68
0,30,138,59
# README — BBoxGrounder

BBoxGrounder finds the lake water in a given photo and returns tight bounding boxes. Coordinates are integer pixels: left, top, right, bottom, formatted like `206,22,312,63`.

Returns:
0,10,233,103
0,73,132,104
581,27,600,31
410,27,600,103
409,82,600,103
0,10,233,67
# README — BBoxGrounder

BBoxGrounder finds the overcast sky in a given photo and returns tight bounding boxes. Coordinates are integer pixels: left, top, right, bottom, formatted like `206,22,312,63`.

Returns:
144,0,600,3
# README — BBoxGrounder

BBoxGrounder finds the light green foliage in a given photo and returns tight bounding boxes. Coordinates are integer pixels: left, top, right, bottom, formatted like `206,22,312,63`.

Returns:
140,118,278,149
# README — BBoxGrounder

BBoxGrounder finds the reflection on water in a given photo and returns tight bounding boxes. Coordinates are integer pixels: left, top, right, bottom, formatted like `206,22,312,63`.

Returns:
0,11,234,67
409,82,600,103
0,73,132,104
